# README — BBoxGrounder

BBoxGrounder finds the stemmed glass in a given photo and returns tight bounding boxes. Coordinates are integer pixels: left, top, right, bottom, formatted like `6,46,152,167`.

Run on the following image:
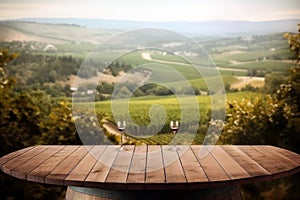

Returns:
169,120,179,151
117,120,126,150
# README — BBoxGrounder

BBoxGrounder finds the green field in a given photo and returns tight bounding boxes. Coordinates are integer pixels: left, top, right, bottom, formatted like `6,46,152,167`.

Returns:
75,91,256,123
227,61,293,71
213,49,292,62
128,132,204,145
73,91,258,144
115,49,294,79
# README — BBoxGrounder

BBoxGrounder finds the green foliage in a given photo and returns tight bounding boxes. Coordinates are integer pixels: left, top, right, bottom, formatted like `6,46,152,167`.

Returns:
264,73,289,93
240,84,260,92
284,32,300,62
97,82,115,94
0,92,46,154
221,27,300,149
38,102,81,145
221,26,300,200
0,49,70,199
275,30,300,153
220,95,286,145
106,61,133,76
0,49,99,199
3,51,83,96
0,49,18,89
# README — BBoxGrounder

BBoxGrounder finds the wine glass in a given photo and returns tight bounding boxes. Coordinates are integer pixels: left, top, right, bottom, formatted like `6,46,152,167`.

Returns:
117,120,126,150
169,120,179,151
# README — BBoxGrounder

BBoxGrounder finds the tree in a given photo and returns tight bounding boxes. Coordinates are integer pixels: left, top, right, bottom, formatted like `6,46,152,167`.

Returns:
220,25,300,200
279,28,300,153
0,49,18,89
0,49,82,199
0,49,66,199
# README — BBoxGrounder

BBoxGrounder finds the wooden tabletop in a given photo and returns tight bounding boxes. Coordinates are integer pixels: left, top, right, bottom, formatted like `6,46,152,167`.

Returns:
1,145,300,190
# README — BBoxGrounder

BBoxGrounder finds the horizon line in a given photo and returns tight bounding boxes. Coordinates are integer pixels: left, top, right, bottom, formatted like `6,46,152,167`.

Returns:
1,17,299,23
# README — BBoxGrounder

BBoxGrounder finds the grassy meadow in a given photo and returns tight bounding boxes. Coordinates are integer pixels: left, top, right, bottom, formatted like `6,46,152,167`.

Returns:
73,91,258,144
75,91,257,124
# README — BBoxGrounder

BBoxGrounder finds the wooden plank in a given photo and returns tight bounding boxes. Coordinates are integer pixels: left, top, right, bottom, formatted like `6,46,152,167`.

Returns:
1,146,48,177
208,146,251,182
1,145,300,190
191,146,230,184
222,146,271,180
64,146,107,186
105,146,135,189
273,146,300,165
145,145,165,189
27,146,79,183
252,145,299,177
0,146,34,166
162,146,187,185
45,146,92,185
11,145,65,180
84,145,118,188
238,146,293,179
178,146,208,185
253,146,299,167
126,145,147,189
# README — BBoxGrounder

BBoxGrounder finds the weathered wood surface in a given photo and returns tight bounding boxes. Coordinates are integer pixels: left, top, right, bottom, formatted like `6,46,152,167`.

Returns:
1,145,300,190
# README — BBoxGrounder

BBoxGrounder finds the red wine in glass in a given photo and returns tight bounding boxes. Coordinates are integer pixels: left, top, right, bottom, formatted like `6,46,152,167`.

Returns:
170,120,179,134
169,120,180,151
117,121,126,150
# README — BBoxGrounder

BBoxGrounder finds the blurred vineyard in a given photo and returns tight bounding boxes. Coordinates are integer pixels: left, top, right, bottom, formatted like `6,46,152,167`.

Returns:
1,29,300,199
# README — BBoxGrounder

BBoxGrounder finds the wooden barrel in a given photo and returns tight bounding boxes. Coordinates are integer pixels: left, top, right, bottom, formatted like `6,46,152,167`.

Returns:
66,186,241,200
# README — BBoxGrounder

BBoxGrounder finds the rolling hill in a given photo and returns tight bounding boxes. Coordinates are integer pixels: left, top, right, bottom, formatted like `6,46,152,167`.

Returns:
0,20,119,44
19,18,299,36
0,18,299,44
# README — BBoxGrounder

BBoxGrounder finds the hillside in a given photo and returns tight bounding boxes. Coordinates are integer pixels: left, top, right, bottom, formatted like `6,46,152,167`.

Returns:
19,18,299,36
0,21,119,44
0,18,299,44
0,20,297,98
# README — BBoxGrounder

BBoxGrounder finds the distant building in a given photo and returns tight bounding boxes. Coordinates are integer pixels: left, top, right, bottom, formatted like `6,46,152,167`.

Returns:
70,87,78,92
44,44,57,52
86,90,94,95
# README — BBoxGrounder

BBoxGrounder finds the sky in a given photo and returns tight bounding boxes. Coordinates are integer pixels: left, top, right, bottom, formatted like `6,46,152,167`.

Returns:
0,0,299,22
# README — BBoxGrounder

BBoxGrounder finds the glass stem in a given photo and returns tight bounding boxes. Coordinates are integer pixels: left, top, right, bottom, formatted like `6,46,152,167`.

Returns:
121,131,123,146
173,131,176,146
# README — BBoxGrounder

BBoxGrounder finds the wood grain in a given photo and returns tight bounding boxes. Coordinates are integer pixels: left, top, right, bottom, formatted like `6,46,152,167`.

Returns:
209,146,251,182
178,146,208,186
145,145,165,189
105,145,135,189
2,146,49,177
13,145,65,180
45,146,92,185
0,146,34,166
0,145,300,190
161,146,186,185
27,145,78,183
222,145,270,182
126,145,147,189
191,146,230,183
65,146,107,186
84,145,118,188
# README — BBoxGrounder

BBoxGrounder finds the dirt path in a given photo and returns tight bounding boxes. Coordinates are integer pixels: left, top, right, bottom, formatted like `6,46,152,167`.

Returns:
216,67,247,72
141,52,248,72
141,52,192,66
231,76,265,89
141,52,152,61
101,119,145,145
